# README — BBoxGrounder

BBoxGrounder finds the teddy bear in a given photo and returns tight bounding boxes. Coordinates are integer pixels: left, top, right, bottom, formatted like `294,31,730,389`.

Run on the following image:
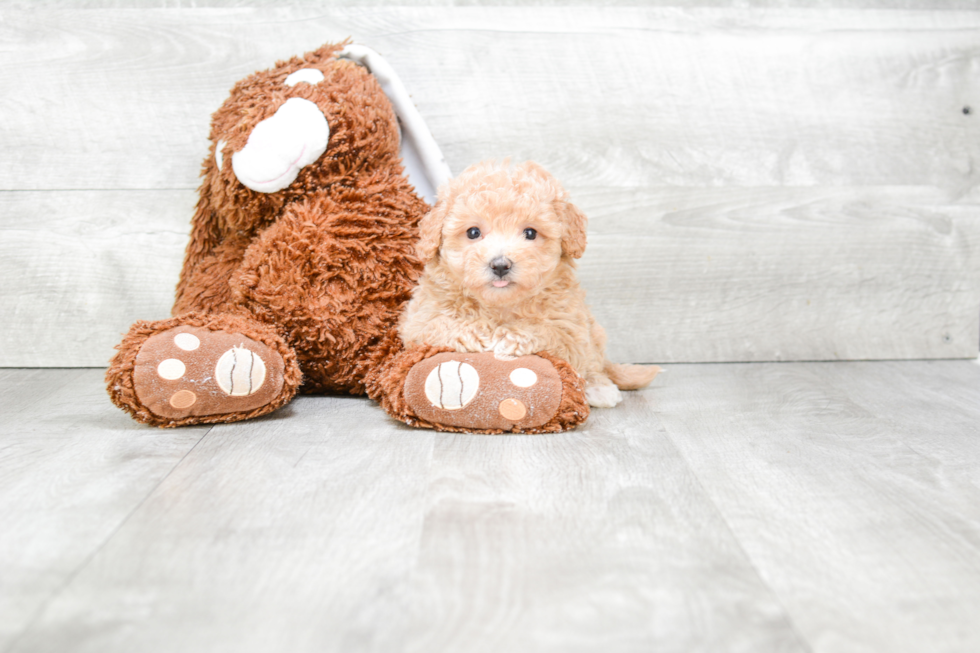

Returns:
105,42,589,434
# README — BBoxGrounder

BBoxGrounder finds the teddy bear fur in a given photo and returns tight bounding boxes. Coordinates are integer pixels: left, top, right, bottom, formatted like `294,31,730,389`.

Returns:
172,42,427,395
105,41,589,433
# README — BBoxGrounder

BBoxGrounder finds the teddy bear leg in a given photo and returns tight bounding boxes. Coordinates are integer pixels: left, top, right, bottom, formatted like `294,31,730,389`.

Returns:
106,312,302,427
368,347,590,434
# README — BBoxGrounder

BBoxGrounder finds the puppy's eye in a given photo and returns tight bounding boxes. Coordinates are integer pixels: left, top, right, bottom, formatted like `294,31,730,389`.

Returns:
523,228,537,240
466,227,481,240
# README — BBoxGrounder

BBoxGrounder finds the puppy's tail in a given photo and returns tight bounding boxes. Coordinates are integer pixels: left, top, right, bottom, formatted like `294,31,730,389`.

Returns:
604,362,662,391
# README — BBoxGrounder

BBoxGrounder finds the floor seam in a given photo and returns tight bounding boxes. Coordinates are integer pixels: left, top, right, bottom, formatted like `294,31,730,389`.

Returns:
2,424,216,653
2,369,89,425
655,410,816,653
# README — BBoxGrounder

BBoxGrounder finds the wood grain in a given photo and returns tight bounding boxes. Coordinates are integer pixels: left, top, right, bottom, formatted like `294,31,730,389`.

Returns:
0,369,208,652
5,392,438,653
574,185,980,363
3,186,976,366
3,371,805,653
654,360,980,653
1,8,978,191
375,405,805,653
0,190,192,367
386,9,980,195
0,368,87,418
5,362,980,651
2,6,978,366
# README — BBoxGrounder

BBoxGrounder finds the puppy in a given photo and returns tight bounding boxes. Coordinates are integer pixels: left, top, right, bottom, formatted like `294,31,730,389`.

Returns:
399,160,659,407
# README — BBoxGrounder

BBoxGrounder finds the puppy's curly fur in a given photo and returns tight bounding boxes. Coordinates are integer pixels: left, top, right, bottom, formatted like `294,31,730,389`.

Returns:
399,160,659,408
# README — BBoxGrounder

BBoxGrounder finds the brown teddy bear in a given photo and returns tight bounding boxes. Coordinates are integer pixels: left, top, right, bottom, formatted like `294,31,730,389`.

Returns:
105,42,589,434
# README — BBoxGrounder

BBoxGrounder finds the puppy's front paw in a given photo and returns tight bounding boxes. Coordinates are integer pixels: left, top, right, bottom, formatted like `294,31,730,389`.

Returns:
491,328,537,360
585,382,623,408
449,325,494,352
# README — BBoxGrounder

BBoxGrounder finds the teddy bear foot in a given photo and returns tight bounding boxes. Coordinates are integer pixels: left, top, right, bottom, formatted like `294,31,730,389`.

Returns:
107,313,303,427
131,325,288,422
397,351,590,434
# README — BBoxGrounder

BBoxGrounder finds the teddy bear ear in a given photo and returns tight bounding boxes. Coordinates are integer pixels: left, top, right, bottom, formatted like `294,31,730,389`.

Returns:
557,200,588,259
416,199,450,264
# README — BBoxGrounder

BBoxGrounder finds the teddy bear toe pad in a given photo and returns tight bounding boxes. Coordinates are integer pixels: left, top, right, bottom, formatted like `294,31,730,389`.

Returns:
404,353,562,431
133,326,285,419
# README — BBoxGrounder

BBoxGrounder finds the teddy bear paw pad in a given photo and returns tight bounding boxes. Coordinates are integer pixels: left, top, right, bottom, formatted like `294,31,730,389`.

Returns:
404,353,563,432
132,326,285,419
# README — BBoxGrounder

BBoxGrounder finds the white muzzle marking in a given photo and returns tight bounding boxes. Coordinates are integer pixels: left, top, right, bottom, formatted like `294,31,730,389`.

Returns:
231,98,329,193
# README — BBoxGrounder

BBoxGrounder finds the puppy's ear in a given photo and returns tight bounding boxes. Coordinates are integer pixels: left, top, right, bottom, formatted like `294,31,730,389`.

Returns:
557,200,588,259
416,199,449,264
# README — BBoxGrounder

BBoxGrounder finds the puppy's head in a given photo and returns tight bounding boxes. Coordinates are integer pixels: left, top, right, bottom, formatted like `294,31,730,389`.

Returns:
417,160,587,307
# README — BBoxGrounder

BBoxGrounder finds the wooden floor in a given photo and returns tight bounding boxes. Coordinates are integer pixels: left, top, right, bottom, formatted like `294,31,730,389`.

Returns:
2,361,979,652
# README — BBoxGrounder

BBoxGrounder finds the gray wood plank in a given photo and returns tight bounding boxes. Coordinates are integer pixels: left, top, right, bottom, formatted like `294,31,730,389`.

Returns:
654,360,980,652
0,368,87,416
0,369,208,652
576,186,980,363
1,8,978,192
367,405,807,653
0,190,191,367
6,382,808,653
389,8,980,195
6,393,438,653
4,186,977,367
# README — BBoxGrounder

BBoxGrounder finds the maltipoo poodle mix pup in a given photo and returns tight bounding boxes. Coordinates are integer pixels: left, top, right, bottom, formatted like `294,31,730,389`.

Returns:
400,160,661,408
106,43,591,433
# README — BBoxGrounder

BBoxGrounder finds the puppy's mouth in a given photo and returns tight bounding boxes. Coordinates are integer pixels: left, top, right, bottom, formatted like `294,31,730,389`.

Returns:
491,279,511,288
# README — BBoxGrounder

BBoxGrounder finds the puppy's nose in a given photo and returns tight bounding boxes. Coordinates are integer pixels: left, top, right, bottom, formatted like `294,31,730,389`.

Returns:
490,256,513,277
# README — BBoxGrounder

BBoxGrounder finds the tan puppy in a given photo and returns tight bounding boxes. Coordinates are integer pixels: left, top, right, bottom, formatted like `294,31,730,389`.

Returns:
399,160,659,407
